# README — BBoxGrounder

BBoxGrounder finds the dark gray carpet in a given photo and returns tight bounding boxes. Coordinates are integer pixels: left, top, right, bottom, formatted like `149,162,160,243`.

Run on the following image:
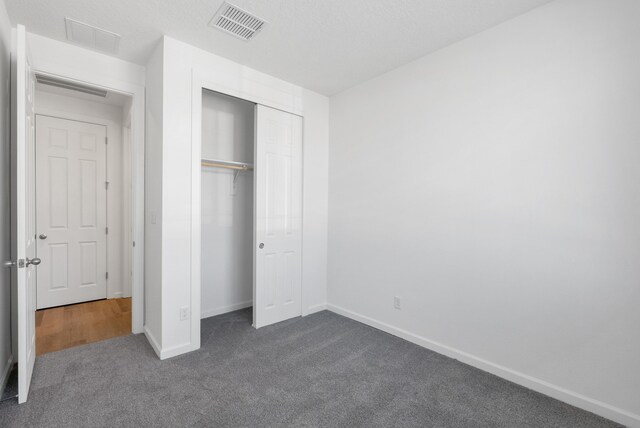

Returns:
0,309,620,427
0,364,17,402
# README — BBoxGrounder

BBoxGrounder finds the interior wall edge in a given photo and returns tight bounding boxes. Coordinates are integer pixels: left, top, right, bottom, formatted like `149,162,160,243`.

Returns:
327,303,640,428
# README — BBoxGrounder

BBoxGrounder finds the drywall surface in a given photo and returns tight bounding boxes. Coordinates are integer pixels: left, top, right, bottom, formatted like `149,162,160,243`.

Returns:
27,33,145,88
144,40,163,351
154,36,329,357
328,0,640,425
201,91,254,318
34,90,130,299
0,0,13,393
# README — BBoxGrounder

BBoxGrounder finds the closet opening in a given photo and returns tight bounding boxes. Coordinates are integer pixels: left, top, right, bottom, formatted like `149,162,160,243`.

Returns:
194,81,304,338
200,90,255,323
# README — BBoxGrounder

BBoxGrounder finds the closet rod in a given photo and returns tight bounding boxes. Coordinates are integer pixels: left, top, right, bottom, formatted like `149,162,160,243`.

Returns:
201,158,254,171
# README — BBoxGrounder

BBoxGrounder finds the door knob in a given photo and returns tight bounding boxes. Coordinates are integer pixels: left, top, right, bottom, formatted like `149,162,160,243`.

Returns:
26,257,41,267
259,243,264,249
39,233,47,240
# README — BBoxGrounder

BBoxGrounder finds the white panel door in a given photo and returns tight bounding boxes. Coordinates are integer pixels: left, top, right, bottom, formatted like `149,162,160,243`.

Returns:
35,115,107,309
254,105,302,328
11,25,37,404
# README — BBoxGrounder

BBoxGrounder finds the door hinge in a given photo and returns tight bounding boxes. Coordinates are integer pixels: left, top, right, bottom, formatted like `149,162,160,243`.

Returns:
105,227,109,235
105,180,109,190
105,272,109,279
105,137,108,144
132,241,135,247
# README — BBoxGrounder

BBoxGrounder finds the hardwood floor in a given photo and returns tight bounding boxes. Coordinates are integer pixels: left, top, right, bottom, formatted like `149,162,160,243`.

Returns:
35,298,131,356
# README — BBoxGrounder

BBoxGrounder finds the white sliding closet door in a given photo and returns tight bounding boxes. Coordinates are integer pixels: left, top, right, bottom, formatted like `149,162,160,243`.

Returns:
254,105,302,328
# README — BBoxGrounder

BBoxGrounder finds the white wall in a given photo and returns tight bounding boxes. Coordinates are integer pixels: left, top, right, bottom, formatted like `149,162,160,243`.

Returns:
147,36,329,358
328,0,640,425
27,33,145,88
201,91,254,318
144,40,164,351
34,90,131,299
0,0,13,393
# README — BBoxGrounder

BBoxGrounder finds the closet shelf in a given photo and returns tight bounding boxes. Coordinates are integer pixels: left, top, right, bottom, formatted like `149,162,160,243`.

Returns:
201,158,254,171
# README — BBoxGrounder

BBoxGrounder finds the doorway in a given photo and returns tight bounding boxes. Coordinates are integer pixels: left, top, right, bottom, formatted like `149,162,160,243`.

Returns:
32,77,134,355
10,25,145,403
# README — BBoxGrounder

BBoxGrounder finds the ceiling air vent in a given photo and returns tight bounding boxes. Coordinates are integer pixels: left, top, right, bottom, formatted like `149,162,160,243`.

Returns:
209,2,267,41
65,18,121,54
35,74,108,98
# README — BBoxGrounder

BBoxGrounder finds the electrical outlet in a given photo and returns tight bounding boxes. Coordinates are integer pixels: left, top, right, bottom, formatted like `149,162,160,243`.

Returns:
180,306,190,321
394,296,401,310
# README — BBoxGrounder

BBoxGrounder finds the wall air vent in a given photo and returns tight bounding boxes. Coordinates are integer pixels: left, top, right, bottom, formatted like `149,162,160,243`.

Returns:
209,2,267,41
65,17,121,54
35,74,108,98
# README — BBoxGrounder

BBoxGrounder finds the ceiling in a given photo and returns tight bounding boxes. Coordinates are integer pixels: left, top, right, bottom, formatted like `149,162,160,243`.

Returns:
5,0,553,95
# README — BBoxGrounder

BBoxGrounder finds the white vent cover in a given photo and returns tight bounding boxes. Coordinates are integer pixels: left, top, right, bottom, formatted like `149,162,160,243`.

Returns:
65,18,121,54
209,2,266,41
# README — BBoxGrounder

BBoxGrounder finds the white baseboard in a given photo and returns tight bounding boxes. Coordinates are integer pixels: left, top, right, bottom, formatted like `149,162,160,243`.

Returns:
0,355,14,397
201,300,252,319
304,303,327,316
143,326,162,359
144,326,194,360
158,342,194,360
327,304,640,428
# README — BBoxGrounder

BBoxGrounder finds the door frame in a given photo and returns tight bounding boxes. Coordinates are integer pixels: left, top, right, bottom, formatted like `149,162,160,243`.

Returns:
190,69,305,347
28,70,145,334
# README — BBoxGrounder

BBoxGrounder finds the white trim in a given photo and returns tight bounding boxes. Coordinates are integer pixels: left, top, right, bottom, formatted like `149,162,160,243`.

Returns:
190,70,202,355
29,69,145,335
0,355,13,397
146,328,196,360
159,342,194,360
143,326,161,359
194,71,303,118
304,303,327,316
144,326,193,360
201,300,253,319
327,304,639,427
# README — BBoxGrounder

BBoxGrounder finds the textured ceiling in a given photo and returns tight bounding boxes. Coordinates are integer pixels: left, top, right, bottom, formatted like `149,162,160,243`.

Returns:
5,0,553,95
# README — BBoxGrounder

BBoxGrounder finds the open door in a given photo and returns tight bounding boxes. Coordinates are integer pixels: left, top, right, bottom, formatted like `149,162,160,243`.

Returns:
11,24,38,404
253,105,303,328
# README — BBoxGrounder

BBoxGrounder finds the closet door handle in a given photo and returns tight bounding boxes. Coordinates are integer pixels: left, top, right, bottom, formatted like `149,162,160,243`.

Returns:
259,243,264,249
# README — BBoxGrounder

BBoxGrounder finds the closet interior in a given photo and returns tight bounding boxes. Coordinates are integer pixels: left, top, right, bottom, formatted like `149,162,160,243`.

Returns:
201,90,255,319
